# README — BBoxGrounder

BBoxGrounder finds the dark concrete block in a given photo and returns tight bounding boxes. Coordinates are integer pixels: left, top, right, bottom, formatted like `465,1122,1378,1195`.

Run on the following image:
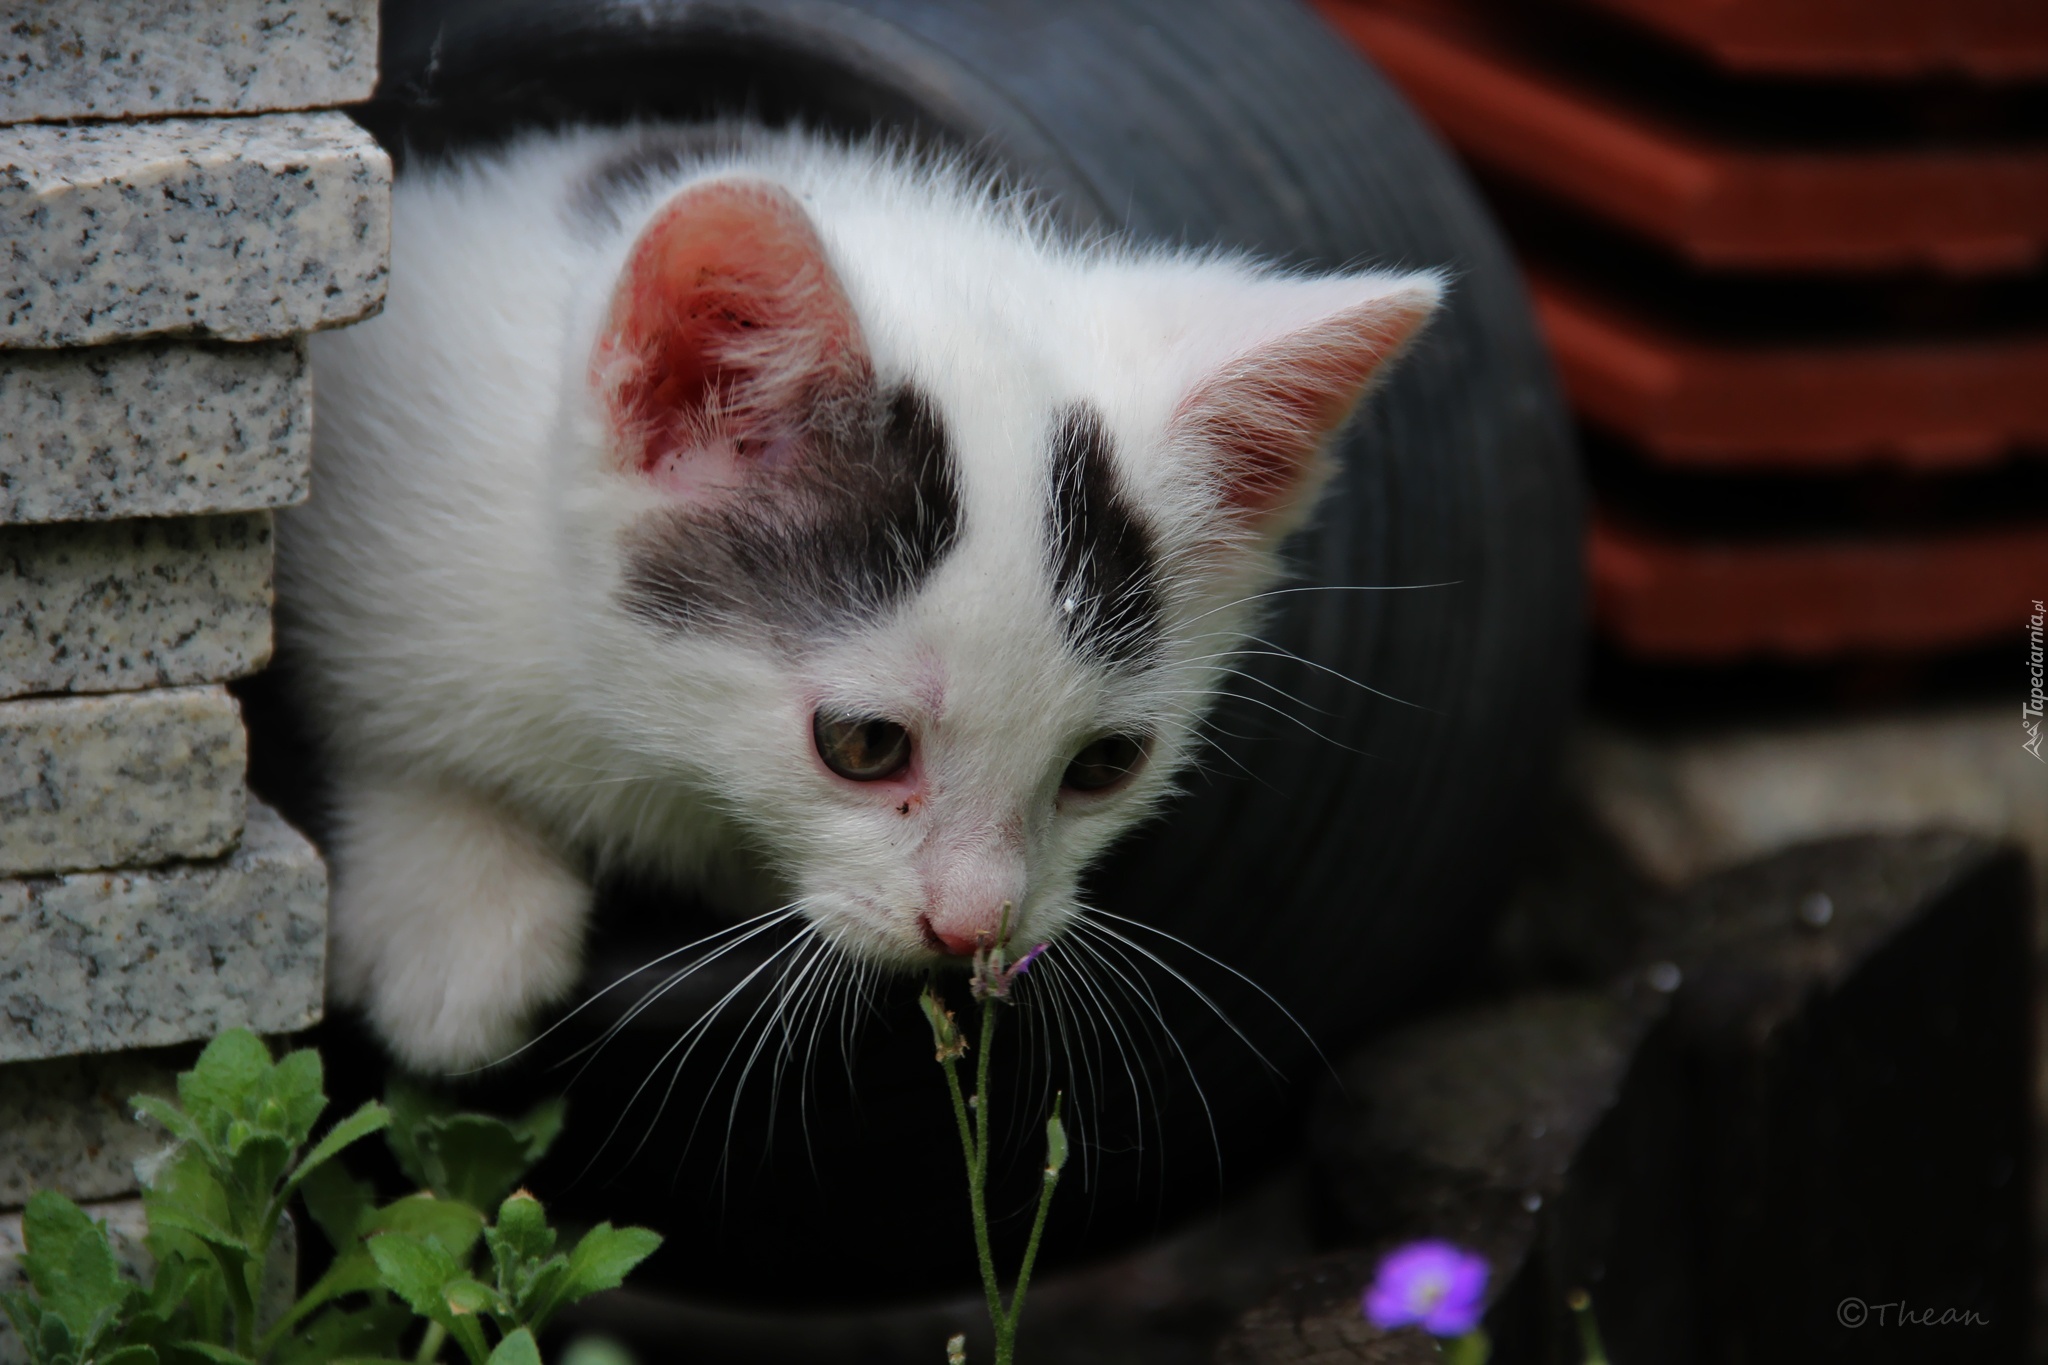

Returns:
1226,832,2029,1365
1653,833,2031,1363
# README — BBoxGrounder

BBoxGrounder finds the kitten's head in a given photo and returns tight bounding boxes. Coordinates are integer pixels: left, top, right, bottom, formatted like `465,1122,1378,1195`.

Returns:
561,160,1438,966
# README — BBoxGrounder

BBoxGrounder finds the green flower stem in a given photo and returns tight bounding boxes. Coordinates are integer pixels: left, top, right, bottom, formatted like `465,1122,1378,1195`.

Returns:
416,1319,450,1363
1567,1290,1610,1365
975,1001,1015,1365
940,1022,1004,1338
204,1237,259,1357
1002,1092,1063,1340
931,981,1065,1365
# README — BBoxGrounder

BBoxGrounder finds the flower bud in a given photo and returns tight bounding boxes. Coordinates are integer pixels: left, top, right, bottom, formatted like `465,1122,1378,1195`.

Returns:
920,987,966,1062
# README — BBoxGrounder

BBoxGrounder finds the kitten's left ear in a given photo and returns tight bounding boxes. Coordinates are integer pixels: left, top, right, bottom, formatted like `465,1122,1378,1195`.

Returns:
593,177,869,489
1172,272,1441,533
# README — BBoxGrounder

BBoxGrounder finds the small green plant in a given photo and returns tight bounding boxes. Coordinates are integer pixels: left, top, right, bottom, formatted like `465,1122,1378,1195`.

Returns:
0,1030,661,1365
1565,1288,1610,1365
920,912,1066,1365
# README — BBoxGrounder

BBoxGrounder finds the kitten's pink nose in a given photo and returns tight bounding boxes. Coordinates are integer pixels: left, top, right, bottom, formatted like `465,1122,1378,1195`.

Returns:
919,912,988,958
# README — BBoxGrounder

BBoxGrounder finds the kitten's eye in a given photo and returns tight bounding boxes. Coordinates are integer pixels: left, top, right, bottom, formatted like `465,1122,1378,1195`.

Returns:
814,712,913,781
1062,734,1147,793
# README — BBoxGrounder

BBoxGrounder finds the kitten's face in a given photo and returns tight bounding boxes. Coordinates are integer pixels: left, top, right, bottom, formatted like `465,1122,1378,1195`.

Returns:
569,174,1436,965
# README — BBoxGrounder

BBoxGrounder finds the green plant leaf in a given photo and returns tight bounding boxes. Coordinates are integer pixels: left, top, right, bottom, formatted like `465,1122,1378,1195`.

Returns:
364,1232,496,1364
267,1049,328,1146
440,1275,504,1319
144,1201,248,1257
96,1347,159,1365
286,1101,391,1196
123,1255,208,1356
0,1289,44,1356
510,1258,570,1325
366,1194,486,1262
507,1097,566,1166
267,1300,413,1365
448,1315,493,1365
379,1080,438,1191
297,1160,377,1253
560,1224,663,1303
178,1342,259,1364
256,1245,381,1352
141,1146,239,1276
17,1190,135,1340
130,1095,212,1159
488,1192,555,1265
365,1232,460,1320
487,1328,544,1365
177,1033,275,1144
136,1239,228,1351
225,1132,295,1214
31,1308,73,1363
418,1116,536,1212
516,1219,662,1332
384,1082,565,1210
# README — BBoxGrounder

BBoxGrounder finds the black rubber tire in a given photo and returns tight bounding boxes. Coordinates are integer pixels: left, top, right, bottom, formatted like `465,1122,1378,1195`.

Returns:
340,0,1583,1308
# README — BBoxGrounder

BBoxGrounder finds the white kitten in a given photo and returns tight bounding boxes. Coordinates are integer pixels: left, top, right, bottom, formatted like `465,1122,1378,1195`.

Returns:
276,126,1439,1071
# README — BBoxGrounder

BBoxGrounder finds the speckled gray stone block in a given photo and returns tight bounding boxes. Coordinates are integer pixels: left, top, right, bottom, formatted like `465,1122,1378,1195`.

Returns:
2,113,390,347
0,686,245,877
0,800,325,1065
0,1050,181,1208
0,340,308,523
1,0,377,124
0,515,272,700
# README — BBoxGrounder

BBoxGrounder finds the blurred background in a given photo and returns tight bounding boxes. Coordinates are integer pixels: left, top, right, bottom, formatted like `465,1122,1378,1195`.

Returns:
1316,0,2047,715
1308,3,2048,1356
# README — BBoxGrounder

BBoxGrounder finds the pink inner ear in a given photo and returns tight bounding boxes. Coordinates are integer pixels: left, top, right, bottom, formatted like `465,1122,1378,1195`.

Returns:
595,179,868,487
1175,292,1436,523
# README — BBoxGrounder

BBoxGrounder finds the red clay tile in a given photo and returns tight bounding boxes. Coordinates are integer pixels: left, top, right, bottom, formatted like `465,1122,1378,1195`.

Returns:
1532,273,2048,468
1589,516,2048,657
1574,0,2048,83
1314,0,2048,274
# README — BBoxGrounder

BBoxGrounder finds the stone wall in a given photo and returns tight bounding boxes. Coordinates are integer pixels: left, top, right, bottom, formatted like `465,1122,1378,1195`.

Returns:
0,6,386,1352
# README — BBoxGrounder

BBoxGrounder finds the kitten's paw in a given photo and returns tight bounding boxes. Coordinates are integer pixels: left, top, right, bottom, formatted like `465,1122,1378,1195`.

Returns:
326,778,590,1072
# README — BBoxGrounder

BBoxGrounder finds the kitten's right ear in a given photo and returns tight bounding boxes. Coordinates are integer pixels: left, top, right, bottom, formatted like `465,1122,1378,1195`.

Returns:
593,178,869,492
1169,273,1441,536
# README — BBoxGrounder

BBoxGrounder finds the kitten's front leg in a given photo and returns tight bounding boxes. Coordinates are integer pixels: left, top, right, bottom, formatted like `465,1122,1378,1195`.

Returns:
325,776,591,1072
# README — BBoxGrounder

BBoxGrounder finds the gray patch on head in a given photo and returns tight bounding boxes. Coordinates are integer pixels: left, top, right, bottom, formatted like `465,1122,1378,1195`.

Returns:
1046,404,1162,667
620,383,963,644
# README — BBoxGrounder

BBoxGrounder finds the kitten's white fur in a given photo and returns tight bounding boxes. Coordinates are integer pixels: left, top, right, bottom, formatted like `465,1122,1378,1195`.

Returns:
278,126,1439,1070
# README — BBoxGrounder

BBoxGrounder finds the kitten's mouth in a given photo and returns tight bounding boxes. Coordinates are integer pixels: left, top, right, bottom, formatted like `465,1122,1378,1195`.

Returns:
916,913,947,955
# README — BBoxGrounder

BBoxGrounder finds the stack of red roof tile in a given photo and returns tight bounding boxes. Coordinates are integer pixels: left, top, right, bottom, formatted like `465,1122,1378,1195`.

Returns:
1317,0,2048,660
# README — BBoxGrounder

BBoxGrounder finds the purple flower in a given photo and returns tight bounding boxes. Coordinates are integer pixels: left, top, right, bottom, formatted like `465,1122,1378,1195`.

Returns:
969,933,1047,1003
1362,1240,1489,1336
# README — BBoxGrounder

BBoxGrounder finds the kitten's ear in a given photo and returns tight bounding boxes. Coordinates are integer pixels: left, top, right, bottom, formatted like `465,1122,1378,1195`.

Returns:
594,178,868,486
1171,273,1441,531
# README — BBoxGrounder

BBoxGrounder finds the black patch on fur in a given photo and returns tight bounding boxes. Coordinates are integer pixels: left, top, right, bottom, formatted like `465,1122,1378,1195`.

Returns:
1046,404,1162,667
621,384,963,644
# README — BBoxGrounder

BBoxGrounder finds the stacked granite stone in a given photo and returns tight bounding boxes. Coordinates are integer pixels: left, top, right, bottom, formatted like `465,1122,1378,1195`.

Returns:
0,3,388,1344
